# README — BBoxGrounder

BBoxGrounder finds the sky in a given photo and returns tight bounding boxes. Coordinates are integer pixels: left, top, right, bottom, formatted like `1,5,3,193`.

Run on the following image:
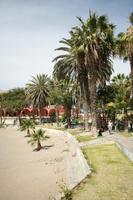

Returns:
0,0,132,90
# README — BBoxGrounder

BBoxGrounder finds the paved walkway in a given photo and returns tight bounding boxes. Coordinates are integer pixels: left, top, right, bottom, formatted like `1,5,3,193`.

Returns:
79,137,114,147
106,134,133,151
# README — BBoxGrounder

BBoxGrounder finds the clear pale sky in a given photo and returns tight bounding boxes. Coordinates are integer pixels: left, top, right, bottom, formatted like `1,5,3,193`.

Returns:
0,0,132,90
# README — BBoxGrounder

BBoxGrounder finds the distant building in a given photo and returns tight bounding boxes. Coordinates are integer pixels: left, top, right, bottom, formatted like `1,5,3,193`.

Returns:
20,105,65,118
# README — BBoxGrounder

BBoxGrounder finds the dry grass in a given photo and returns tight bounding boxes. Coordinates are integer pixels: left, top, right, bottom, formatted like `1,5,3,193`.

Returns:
75,135,96,142
68,128,84,136
41,124,85,135
72,144,133,200
41,123,66,131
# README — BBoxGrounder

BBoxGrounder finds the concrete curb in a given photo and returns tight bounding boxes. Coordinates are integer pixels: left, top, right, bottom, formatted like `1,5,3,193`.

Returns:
44,129,91,200
65,132,91,189
116,141,133,162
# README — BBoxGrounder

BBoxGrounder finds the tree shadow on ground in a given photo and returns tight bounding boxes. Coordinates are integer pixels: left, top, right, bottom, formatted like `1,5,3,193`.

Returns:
24,135,31,138
33,144,54,152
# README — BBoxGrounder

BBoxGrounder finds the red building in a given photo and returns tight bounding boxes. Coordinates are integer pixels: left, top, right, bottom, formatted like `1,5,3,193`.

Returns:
20,105,65,118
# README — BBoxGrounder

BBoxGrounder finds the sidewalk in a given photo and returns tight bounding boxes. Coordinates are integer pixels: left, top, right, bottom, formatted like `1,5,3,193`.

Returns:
106,134,133,150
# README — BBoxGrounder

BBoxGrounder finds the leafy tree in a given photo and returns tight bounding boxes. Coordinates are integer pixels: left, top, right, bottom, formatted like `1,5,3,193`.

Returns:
59,81,74,127
25,74,50,120
0,92,6,127
49,79,76,127
111,74,131,111
28,128,49,151
102,74,131,127
97,84,116,119
48,79,64,123
0,88,28,116
97,85,116,106
21,118,35,137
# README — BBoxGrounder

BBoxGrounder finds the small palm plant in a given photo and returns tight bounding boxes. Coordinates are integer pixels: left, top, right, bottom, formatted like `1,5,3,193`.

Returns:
59,182,72,200
28,128,49,151
21,118,35,137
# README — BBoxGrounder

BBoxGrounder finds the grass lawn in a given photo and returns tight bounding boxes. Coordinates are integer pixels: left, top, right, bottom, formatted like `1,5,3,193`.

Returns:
75,135,96,142
42,124,85,135
72,144,133,200
41,123,66,131
68,128,84,136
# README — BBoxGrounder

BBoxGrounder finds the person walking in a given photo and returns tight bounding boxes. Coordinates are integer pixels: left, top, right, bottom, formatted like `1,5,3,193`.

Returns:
108,120,113,134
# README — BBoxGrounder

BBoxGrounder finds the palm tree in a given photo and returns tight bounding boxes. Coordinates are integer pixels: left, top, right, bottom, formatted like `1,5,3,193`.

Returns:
53,12,115,133
53,38,90,131
111,74,131,110
28,128,49,151
116,12,133,98
25,74,50,120
21,118,35,137
72,13,114,134
111,74,131,130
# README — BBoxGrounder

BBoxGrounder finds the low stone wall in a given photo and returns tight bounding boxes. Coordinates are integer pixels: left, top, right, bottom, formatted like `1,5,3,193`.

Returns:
49,130,91,200
116,141,133,162
1,117,19,126
64,132,91,189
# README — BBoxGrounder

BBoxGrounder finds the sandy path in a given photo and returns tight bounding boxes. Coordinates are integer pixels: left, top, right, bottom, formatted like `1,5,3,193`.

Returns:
0,127,69,200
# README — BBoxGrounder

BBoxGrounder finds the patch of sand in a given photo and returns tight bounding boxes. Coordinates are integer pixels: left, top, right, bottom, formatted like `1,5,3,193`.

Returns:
0,127,70,200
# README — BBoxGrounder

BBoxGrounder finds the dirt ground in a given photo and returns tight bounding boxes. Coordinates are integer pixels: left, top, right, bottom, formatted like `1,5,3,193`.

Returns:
0,127,70,200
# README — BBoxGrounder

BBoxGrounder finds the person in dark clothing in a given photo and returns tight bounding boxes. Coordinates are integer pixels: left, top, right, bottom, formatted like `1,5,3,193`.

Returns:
98,127,104,136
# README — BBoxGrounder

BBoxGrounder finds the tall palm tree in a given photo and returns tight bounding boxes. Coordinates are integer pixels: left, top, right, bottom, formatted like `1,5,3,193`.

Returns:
25,74,50,120
116,12,133,98
72,13,115,133
54,12,115,133
53,38,90,131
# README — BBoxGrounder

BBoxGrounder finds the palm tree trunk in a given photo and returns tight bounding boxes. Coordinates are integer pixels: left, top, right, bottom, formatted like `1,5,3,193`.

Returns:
79,80,89,131
55,105,59,125
64,106,71,128
124,109,128,131
83,101,89,131
89,75,97,135
0,96,4,127
77,53,90,131
38,108,41,123
130,57,133,98
37,139,42,151
76,105,80,119
27,129,31,137
0,109,3,127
